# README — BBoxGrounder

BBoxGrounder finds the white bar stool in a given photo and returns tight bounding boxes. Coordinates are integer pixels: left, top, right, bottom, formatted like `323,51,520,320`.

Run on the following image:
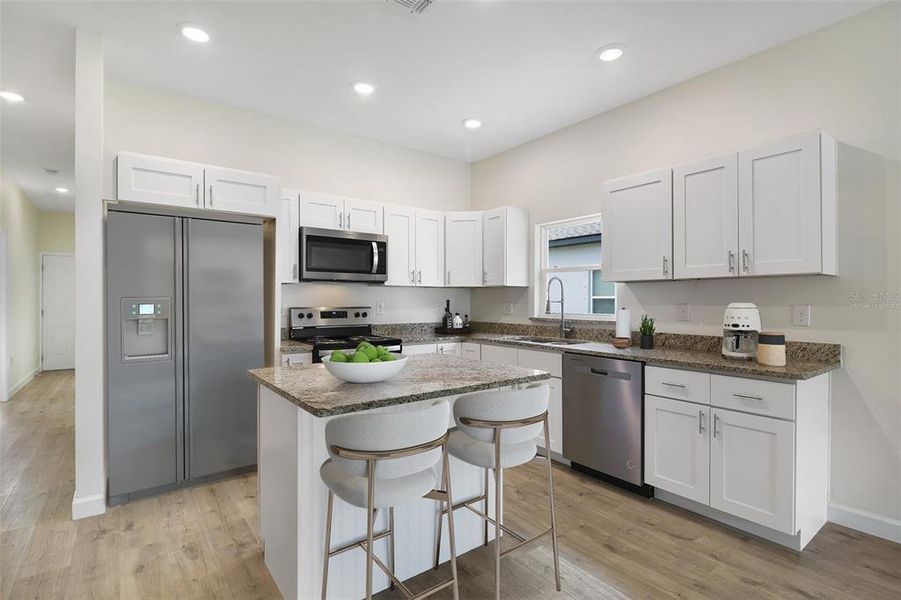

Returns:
434,384,561,599
319,400,459,600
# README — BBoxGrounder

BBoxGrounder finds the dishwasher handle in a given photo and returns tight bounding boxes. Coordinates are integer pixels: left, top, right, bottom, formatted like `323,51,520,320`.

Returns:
573,365,633,381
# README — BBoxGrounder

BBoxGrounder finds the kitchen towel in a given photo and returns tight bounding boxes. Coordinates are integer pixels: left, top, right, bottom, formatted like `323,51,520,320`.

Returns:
616,307,631,338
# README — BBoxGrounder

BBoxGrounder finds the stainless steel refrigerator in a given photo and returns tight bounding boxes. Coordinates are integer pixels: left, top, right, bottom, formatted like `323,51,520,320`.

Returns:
107,209,264,502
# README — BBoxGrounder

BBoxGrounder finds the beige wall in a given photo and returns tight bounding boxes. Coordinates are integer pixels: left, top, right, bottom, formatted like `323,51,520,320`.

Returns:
471,5,901,524
38,211,75,254
0,174,41,395
103,82,472,324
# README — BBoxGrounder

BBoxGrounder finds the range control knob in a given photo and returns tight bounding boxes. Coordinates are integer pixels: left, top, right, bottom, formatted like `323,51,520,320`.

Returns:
354,312,361,318
307,312,313,319
361,311,368,318
297,313,304,320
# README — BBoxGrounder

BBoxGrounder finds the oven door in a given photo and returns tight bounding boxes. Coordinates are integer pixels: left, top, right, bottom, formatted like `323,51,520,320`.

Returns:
300,227,388,282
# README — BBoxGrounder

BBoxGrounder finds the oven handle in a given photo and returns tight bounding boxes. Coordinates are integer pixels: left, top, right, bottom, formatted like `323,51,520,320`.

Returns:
371,241,379,274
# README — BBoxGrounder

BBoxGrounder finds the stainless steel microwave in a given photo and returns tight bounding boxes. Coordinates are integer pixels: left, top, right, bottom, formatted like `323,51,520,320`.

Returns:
299,227,388,283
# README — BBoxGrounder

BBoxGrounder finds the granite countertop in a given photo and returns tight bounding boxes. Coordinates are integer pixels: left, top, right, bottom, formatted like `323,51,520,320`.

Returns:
249,353,551,417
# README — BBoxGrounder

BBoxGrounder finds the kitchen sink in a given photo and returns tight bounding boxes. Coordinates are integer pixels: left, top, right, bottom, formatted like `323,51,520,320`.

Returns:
513,336,585,346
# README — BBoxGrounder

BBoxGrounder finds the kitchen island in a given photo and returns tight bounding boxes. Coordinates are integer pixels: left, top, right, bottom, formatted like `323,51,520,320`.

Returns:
249,354,551,600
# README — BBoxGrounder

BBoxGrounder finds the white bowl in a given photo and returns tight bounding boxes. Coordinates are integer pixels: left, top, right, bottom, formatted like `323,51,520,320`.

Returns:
321,353,409,383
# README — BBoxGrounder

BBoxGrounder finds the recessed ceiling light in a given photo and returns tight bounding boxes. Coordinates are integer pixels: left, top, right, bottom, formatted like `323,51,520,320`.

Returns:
54,187,70,194
352,82,375,96
180,23,210,43
0,91,25,103
462,118,482,130
597,44,625,62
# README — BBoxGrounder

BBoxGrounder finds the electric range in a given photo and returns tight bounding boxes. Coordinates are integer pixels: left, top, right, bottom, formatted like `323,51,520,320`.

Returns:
288,306,402,363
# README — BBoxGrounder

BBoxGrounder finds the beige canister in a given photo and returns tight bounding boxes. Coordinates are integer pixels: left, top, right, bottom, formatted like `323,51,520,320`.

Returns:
757,332,786,367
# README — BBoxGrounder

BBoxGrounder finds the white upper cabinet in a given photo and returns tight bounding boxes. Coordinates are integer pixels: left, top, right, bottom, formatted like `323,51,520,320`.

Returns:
673,154,738,279
445,212,484,287
414,209,445,287
710,408,796,535
344,197,384,234
384,205,416,286
482,206,529,287
738,132,836,276
204,166,279,217
299,192,344,230
117,152,205,209
644,395,710,504
601,168,673,281
278,189,300,283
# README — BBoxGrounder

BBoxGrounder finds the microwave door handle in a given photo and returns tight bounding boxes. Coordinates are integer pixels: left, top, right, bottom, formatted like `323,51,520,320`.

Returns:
371,241,379,274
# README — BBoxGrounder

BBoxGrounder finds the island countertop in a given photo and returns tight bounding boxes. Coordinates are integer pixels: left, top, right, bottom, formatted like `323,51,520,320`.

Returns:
249,353,551,417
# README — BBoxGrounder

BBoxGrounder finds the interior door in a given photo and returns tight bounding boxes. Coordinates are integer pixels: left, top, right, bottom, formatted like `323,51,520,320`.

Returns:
445,211,483,286
601,168,673,281
644,395,710,503
710,408,795,534
482,207,506,286
344,197,384,234
415,209,445,286
738,132,822,276
673,154,738,279
384,205,415,286
187,218,264,479
299,192,344,230
41,254,75,370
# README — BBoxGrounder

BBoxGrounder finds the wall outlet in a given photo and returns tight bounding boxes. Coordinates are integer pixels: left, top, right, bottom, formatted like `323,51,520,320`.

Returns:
677,304,691,321
792,304,812,327
503,302,514,316
376,302,385,316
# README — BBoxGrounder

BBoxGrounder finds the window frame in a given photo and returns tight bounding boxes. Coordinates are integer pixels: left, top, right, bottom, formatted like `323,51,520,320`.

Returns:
532,213,617,322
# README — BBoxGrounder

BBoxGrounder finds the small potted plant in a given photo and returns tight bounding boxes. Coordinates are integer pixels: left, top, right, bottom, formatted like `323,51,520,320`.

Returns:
639,314,655,349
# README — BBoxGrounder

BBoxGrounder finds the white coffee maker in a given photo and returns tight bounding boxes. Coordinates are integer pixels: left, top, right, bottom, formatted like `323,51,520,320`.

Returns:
722,303,761,359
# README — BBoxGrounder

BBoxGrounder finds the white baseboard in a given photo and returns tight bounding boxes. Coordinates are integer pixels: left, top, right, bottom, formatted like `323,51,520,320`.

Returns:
72,491,107,520
7,367,39,400
828,503,901,544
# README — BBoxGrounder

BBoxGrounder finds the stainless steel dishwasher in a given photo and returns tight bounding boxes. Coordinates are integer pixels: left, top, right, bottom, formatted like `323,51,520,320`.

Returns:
563,353,652,496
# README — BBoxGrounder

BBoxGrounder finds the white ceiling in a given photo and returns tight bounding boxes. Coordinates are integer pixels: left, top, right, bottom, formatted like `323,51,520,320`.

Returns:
1,1,876,213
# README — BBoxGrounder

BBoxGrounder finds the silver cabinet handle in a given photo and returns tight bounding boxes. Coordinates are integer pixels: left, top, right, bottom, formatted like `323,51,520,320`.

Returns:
347,212,351,230
482,271,487,285
447,270,451,285
371,241,379,275
208,184,213,206
728,250,735,272
662,256,668,277
713,414,720,438
417,270,422,284
195,183,200,206
732,392,764,401
699,410,705,434
339,212,344,229
411,269,415,284
661,381,686,388
292,264,298,280
742,249,750,272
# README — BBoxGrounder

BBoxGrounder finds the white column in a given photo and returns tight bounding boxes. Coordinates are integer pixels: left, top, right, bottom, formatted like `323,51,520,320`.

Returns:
72,30,106,520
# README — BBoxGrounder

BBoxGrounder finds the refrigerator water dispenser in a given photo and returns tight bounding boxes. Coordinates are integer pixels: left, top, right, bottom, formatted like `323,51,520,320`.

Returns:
121,297,171,362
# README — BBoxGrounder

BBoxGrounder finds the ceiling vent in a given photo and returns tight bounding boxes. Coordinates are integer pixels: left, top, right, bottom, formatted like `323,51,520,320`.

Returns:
388,0,434,14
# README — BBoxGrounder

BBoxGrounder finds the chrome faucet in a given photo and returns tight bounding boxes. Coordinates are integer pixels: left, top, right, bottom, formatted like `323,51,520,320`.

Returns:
545,276,572,338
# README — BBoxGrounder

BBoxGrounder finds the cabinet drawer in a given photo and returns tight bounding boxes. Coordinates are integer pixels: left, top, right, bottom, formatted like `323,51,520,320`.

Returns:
480,344,518,366
281,353,312,367
402,343,438,356
516,349,563,378
461,342,481,360
646,366,710,405
436,342,461,357
710,375,795,420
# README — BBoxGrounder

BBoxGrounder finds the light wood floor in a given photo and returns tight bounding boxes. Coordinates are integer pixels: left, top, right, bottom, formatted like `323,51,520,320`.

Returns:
2,371,900,599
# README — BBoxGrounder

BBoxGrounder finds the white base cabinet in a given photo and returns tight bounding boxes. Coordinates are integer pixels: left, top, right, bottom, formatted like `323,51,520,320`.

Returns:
644,365,829,550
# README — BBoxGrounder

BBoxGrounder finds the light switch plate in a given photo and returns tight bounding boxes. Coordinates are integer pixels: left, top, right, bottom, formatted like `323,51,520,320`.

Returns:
677,304,691,321
503,302,514,316
792,304,811,327
376,302,385,315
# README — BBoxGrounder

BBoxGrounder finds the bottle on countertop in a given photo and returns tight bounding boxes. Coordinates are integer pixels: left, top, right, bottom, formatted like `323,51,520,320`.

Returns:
463,314,470,328
444,299,453,329
453,312,463,329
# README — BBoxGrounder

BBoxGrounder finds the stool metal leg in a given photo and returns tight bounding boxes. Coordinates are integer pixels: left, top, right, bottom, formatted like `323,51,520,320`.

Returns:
494,428,502,600
366,459,376,600
483,467,489,547
321,490,334,600
544,417,562,591
389,507,396,589
443,444,460,600
433,493,443,570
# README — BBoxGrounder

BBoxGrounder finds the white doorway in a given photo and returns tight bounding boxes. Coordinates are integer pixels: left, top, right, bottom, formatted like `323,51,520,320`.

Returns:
41,253,76,371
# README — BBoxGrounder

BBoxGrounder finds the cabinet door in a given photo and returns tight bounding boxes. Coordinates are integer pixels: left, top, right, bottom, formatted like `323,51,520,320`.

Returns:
402,344,438,356
204,166,279,217
673,154,738,279
299,192,344,230
738,132,822,276
281,353,312,367
384,205,416,286
710,409,795,534
414,209,446,287
117,152,205,209
644,395,710,504
461,342,481,361
482,207,507,286
537,377,563,455
344,197,384,234
480,344,518,366
601,168,673,281
278,189,300,283
445,212,483,287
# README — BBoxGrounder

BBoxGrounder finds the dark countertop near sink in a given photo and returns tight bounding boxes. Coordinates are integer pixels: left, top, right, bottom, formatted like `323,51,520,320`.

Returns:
281,331,840,381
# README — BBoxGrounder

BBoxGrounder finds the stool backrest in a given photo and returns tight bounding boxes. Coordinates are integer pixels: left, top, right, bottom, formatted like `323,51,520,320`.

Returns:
453,383,549,445
325,400,449,480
